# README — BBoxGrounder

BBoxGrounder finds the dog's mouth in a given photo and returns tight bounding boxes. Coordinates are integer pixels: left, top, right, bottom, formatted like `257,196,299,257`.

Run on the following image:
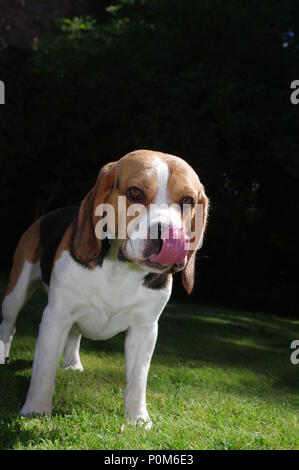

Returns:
146,227,189,268
118,226,190,272
143,258,169,271
118,245,169,271
118,229,189,273
143,256,187,274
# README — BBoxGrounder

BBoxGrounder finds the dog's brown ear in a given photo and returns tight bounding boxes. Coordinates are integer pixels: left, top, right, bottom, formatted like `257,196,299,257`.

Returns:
72,162,116,267
182,189,209,294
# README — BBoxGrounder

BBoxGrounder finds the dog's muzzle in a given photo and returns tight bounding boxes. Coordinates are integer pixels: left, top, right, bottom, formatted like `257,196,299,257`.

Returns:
119,224,190,271
146,226,190,267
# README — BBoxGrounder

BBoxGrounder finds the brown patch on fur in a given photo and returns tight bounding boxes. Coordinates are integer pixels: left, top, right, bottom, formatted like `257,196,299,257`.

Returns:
116,151,159,200
182,190,209,294
6,219,42,295
72,162,117,266
107,151,162,239
163,155,201,204
114,151,159,200
89,152,161,244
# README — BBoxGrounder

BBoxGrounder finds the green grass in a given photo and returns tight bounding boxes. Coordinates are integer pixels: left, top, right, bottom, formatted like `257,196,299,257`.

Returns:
0,275,298,450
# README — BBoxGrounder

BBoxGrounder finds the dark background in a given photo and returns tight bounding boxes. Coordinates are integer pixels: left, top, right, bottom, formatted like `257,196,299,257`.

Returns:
0,0,298,315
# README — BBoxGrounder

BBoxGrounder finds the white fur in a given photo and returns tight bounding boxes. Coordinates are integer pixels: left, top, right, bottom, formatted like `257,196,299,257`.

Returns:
18,252,172,424
153,157,169,205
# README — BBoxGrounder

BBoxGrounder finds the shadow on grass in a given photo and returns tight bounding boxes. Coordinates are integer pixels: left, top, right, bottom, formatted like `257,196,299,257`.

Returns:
80,302,299,400
0,418,38,450
0,360,32,449
158,304,299,396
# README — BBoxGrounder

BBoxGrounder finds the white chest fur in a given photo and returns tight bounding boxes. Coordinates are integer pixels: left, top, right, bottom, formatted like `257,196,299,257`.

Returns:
50,251,172,340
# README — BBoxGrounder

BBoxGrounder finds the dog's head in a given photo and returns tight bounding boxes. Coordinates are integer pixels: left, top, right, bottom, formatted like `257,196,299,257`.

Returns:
72,150,209,293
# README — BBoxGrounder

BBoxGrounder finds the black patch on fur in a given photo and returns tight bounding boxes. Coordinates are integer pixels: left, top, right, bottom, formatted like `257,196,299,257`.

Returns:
40,207,79,285
143,272,171,290
96,237,111,267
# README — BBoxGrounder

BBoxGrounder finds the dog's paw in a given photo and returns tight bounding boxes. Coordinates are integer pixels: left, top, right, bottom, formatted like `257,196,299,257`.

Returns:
135,417,152,431
126,412,152,431
62,361,84,372
0,328,15,362
20,401,52,417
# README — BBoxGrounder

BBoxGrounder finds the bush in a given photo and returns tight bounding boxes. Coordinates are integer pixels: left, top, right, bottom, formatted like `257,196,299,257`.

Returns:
1,0,299,314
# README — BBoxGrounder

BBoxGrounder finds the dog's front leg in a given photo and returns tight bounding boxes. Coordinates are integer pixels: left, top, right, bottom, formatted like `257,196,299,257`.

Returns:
124,322,158,430
21,305,71,417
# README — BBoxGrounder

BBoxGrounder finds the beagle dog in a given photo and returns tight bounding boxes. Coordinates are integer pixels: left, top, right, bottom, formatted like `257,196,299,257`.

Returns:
0,150,208,428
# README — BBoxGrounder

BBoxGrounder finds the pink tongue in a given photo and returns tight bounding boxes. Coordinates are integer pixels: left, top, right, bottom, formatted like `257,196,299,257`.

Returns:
149,227,189,266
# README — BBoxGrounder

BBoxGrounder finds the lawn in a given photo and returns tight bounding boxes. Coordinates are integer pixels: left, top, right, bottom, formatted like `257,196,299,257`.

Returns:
0,275,298,450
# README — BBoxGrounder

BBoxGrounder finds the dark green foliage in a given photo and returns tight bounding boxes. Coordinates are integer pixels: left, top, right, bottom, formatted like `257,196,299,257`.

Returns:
1,1,299,313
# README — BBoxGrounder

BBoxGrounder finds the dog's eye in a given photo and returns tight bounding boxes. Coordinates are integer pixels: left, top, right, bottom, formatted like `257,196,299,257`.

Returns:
126,186,146,202
180,195,195,208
